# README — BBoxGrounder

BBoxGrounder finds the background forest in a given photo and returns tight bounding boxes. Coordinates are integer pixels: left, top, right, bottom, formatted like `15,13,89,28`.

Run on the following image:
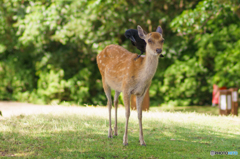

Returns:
0,0,240,106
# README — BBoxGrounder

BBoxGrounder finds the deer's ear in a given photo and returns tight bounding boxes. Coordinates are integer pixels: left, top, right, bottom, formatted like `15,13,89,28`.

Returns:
156,26,163,34
137,25,146,39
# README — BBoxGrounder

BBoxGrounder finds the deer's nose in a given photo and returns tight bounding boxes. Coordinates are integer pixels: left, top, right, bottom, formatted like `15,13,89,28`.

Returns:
156,48,162,54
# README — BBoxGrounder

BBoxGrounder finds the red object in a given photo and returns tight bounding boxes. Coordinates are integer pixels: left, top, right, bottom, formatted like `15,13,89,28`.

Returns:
212,84,227,105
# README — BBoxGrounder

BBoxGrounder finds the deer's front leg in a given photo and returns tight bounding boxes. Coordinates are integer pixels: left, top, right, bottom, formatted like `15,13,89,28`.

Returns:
136,95,146,146
114,91,120,136
123,92,131,146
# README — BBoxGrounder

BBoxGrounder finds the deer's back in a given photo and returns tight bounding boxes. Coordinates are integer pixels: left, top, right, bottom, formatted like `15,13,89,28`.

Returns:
97,45,144,91
97,44,141,74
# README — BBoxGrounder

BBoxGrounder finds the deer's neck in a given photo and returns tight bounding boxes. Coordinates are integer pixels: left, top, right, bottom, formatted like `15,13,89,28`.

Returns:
139,53,159,82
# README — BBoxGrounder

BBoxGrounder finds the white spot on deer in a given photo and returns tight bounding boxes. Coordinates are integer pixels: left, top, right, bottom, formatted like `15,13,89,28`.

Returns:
100,60,102,63
120,68,126,71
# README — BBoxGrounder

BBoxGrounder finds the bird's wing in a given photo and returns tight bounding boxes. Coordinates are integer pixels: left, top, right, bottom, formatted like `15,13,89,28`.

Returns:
131,40,136,46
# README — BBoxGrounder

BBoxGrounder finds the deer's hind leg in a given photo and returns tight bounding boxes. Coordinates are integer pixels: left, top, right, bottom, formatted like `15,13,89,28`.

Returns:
114,91,120,136
102,79,113,138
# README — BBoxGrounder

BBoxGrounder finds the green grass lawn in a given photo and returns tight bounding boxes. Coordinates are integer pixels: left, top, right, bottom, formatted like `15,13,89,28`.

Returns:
0,106,240,158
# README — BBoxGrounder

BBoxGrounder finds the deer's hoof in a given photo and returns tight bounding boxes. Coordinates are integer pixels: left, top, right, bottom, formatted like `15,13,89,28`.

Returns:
108,135,113,138
140,140,146,146
123,143,128,146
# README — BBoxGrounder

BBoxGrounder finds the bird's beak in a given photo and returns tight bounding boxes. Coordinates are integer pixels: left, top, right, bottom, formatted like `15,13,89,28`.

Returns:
129,36,136,43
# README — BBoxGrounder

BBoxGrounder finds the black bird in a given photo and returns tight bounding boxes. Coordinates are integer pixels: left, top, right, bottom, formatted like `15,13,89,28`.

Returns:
125,29,164,60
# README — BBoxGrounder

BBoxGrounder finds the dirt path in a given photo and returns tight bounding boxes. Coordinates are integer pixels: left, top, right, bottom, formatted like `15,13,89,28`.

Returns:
0,101,107,118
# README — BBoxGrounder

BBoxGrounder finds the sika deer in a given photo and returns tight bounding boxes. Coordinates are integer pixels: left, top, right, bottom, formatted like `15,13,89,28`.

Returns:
97,25,164,146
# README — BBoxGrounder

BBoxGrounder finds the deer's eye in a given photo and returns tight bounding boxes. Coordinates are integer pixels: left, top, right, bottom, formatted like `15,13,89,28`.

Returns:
159,39,164,44
148,39,152,43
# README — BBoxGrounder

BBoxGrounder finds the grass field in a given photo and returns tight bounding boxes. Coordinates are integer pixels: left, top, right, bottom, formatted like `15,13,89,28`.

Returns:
0,106,240,158
150,105,240,116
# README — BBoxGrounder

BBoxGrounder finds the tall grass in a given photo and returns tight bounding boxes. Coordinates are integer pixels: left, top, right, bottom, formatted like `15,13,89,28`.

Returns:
0,106,240,158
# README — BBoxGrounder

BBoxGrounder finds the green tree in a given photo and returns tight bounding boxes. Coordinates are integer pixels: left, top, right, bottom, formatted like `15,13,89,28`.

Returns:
3,0,239,107
166,0,240,105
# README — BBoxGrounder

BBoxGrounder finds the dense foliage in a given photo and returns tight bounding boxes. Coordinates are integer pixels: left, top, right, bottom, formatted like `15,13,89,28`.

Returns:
0,0,239,106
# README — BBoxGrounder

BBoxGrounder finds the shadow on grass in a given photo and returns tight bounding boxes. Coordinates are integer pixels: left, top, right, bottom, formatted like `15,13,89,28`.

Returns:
150,105,240,116
0,114,240,158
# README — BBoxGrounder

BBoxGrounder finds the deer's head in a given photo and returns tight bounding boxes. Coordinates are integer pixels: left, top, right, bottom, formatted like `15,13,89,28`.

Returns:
137,25,164,56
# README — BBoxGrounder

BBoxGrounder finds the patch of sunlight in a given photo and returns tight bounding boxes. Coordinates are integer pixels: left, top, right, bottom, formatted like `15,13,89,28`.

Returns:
15,151,34,157
95,131,106,135
162,131,176,138
0,125,11,132
190,140,212,144
60,148,86,153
